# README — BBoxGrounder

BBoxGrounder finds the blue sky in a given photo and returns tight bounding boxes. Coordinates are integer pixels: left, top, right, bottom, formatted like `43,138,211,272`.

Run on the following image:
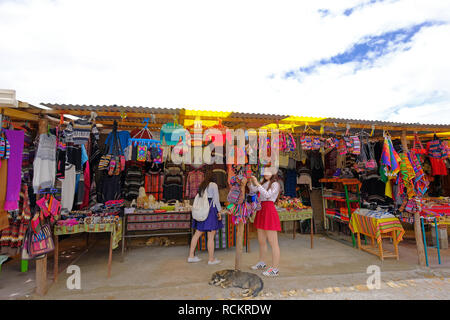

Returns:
284,21,443,79
0,0,449,124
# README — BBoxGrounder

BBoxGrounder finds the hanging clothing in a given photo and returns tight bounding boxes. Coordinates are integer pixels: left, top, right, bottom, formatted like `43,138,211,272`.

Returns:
123,165,144,201
81,161,91,209
185,170,204,199
100,174,122,202
310,151,324,188
0,185,32,255
32,133,56,193
21,127,35,184
360,174,386,203
61,164,76,215
145,173,164,200
0,158,8,231
212,168,228,189
3,130,24,211
427,141,448,176
297,173,312,191
72,118,92,145
284,169,297,198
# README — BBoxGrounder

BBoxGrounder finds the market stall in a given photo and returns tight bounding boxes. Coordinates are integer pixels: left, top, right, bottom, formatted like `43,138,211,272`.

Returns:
1,100,449,295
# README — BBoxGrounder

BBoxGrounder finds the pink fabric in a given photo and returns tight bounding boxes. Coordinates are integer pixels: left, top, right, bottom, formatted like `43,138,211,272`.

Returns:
4,130,24,211
81,161,90,209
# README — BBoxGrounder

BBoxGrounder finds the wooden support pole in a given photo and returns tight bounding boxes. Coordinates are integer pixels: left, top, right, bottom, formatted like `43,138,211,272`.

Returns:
401,130,426,267
235,221,244,271
35,256,47,295
35,118,49,295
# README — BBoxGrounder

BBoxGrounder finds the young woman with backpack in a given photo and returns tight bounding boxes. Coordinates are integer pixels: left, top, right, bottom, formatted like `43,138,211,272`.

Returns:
248,167,282,277
188,170,223,265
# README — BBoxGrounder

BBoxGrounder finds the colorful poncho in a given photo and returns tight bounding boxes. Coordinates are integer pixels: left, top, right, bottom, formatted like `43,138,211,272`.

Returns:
399,153,416,199
408,151,429,196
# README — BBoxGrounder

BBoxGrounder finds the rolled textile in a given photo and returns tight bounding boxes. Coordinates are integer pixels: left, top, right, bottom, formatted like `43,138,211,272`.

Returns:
4,129,24,211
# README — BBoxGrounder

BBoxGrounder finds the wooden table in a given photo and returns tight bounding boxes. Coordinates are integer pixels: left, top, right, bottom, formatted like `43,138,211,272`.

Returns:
349,211,404,261
278,209,314,249
53,221,122,282
122,209,192,259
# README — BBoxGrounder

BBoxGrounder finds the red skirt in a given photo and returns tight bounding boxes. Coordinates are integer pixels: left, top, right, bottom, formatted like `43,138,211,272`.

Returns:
253,201,281,231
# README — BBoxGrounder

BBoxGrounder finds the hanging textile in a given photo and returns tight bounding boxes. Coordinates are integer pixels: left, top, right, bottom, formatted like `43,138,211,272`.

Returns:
33,133,57,193
399,153,416,199
408,151,429,196
4,129,25,211
0,158,8,230
0,185,32,255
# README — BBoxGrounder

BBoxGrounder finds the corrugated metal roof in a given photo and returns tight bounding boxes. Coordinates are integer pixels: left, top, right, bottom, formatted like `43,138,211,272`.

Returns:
39,103,450,129
41,103,180,114
325,118,450,128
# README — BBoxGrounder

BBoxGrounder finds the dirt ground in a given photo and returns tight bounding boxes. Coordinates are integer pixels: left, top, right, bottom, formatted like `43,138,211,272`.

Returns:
1,230,449,300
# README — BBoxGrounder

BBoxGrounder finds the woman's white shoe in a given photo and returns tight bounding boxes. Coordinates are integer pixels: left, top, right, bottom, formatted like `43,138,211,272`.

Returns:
208,259,221,265
188,256,202,263
251,261,267,270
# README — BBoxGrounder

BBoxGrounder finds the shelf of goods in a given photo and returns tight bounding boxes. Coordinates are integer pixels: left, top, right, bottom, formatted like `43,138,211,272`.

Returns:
320,178,361,247
276,196,314,247
122,207,192,258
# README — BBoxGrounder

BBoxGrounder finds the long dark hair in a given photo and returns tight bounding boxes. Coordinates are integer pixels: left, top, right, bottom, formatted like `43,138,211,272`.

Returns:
198,168,216,197
261,170,279,191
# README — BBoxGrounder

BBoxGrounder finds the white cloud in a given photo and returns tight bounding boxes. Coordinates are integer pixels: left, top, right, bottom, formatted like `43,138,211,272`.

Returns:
0,0,449,124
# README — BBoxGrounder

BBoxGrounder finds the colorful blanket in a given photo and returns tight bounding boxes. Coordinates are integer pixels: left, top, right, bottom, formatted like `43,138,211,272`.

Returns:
349,212,404,244
54,220,122,250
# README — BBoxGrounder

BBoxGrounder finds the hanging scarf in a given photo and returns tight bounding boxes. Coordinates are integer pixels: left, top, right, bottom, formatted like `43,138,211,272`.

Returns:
408,151,429,196
4,130,25,211
399,153,416,199
381,136,401,176
0,158,8,230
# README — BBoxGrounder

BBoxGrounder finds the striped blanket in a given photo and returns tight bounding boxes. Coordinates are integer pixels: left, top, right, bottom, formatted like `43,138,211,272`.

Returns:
349,212,404,244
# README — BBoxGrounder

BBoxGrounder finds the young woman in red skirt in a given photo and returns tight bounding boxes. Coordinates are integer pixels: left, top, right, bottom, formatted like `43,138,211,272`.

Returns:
248,167,281,277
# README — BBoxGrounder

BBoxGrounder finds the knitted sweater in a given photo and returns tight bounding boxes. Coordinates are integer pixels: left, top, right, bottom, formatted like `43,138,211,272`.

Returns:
33,134,56,193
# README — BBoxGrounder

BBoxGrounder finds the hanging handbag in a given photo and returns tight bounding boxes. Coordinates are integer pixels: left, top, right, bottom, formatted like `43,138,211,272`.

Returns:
227,184,243,204
412,133,427,155
24,224,54,259
365,141,378,170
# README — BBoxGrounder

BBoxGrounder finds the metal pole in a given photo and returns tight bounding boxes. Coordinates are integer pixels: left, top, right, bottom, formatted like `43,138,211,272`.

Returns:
420,217,429,267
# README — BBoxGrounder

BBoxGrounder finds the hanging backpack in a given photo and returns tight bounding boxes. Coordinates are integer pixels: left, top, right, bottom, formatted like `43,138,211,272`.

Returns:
192,189,211,221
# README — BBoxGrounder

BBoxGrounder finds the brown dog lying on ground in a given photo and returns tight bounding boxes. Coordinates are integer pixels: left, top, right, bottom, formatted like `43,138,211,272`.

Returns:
209,269,264,297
